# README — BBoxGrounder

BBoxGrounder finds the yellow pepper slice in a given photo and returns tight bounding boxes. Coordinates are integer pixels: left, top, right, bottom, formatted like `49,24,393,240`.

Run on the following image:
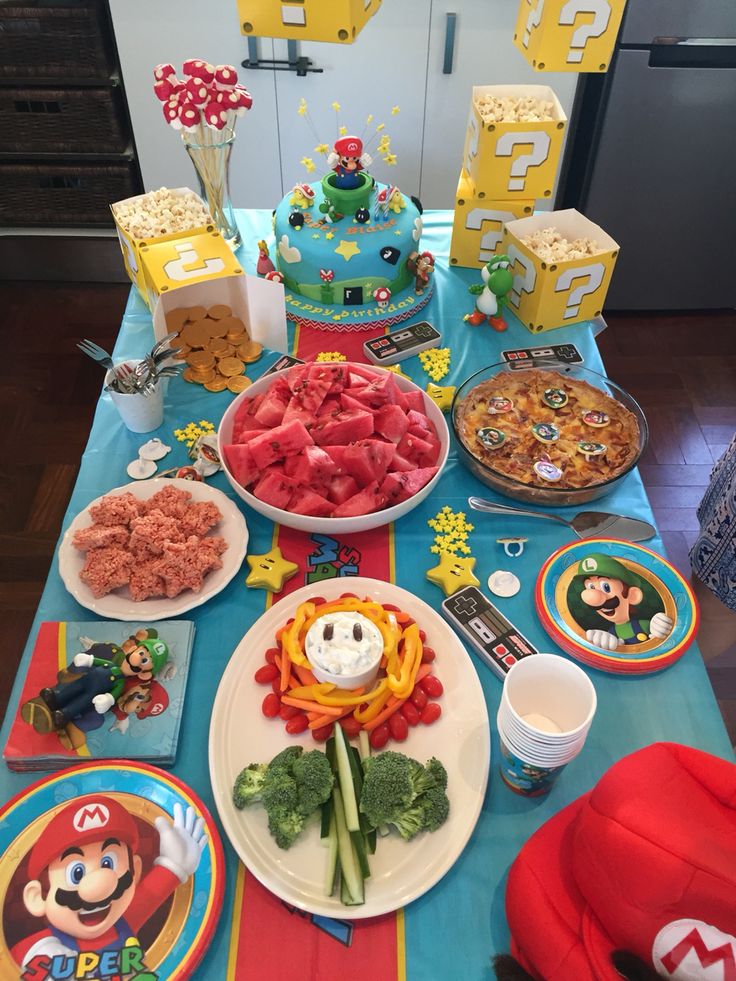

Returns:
388,623,422,698
354,686,393,723
303,678,389,707
287,682,336,700
284,601,316,665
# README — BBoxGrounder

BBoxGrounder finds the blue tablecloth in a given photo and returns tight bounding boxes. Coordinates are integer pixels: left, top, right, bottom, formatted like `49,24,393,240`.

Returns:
1,210,732,980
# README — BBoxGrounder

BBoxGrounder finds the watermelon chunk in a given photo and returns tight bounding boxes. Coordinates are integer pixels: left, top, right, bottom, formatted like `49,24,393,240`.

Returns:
316,396,342,418
322,445,350,473
391,451,416,472
289,488,335,517
339,392,370,414
397,432,436,467
342,372,397,407
281,396,318,429
407,409,432,434
327,474,360,504
234,428,268,446
254,389,290,428
380,466,439,505
223,443,260,488
342,439,395,487
248,419,314,471
373,403,409,444
286,364,311,392
312,409,374,446
312,363,348,393
332,481,387,518
286,445,337,487
402,389,426,413
252,470,297,510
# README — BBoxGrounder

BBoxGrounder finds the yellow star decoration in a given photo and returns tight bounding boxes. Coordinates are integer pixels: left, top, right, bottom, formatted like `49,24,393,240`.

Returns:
312,233,320,239
339,125,347,136
331,101,341,112
314,143,329,155
325,231,335,240
428,506,474,556
366,114,373,125
315,351,347,362
425,383,457,413
426,553,480,597
394,229,402,236
245,546,299,592
376,123,385,132
419,347,451,382
382,152,397,166
297,100,307,117
301,156,315,173
334,239,361,261
391,106,400,115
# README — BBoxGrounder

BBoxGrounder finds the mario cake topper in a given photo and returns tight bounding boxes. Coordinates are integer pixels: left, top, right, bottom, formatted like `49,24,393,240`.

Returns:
0,761,223,980
535,539,699,674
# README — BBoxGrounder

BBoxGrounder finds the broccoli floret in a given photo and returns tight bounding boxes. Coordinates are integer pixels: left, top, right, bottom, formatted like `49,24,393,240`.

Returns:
392,803,427,841
232,763,268,809
268,745,303,772
267,806,305,850
291,749,334,817
359,751,417,830
418,784,450,832
425,757,448,791
408,758,437,797
262,770,299,813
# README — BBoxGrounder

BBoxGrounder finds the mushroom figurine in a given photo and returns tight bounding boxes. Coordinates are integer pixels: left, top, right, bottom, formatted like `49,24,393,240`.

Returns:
203,100,228,131
185,76,210,106
214,64,238,88
373,286,392,309
153,63,177,82
178,101,201,132
256,240,276,276
182,59,215,84
265,270,284,284
289,183,316,209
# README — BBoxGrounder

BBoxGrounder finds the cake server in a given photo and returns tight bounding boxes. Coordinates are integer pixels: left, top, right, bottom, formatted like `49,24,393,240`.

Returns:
468,497,656,542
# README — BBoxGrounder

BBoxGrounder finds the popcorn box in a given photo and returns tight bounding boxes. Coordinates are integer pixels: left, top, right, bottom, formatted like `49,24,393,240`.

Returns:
152,268,288,355
238,0,381,43
461,85,567,200
449,169,534,270
502,209,619,333
514,0,628,73
140,230,244,313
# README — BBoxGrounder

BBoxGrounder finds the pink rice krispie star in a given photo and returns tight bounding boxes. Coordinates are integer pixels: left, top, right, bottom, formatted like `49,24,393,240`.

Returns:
72,523,129,552
129,559,167,602
145,484,192,519
89,492,143,527
179,500,222,537
153,537,218,598
79,546,134,598
129,508,185,560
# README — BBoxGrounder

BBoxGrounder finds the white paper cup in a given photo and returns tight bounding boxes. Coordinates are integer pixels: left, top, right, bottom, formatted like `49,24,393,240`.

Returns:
105,360,164,434
497,711,588,767
501,653,597,739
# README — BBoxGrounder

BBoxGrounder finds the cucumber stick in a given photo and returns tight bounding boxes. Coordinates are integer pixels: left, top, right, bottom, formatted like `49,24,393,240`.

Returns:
333,787,364,905
323,811,339,896
358,729,370,761
333,722,360,832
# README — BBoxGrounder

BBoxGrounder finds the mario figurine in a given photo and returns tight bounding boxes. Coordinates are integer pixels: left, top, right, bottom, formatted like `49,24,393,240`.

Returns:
575,554,674,652
27,638,169,735
11,795,206,971
109,679,169,735
327,135,372,190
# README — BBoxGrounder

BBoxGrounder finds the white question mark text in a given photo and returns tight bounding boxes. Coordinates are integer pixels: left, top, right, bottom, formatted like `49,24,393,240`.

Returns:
555,262,606,318
495,132,551,192
559,0,611,63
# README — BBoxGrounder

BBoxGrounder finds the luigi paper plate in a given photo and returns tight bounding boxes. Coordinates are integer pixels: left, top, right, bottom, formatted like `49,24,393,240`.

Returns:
0,761,224,981
535,538,699,674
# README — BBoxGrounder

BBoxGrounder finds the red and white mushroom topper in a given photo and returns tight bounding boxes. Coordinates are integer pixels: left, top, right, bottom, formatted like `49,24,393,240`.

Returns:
327,135,373,174
373,286,391,307
182,59,215,84
214,64,238,88
265,270,285,284
178,100,201,132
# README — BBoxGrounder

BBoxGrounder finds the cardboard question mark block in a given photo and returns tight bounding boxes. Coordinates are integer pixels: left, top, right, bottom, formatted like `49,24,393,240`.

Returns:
449,170,533,270
462,85,567,200
514,0,628,73
140,230,244,310
237,0,381,44
502,209,619,333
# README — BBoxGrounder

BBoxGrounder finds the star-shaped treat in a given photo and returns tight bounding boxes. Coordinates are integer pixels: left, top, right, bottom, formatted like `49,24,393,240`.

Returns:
425,383,457,413
334,239,361,261
245,546,299,592
426,553,480,597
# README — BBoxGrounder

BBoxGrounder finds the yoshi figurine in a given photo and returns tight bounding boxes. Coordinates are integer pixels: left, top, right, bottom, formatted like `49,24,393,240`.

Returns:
464,254,514,332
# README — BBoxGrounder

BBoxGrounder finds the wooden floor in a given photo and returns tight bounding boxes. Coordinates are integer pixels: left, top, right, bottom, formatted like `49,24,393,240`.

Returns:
1,286,735,743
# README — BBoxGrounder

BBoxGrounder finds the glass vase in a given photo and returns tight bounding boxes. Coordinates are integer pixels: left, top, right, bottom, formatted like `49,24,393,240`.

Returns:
183,127,241,250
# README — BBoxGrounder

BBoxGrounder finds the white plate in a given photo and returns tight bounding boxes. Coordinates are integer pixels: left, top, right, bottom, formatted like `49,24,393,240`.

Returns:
58,478,248,622
209,577,490,919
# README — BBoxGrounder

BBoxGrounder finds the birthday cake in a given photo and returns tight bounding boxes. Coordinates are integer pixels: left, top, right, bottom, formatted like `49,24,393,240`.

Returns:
272,135,434,331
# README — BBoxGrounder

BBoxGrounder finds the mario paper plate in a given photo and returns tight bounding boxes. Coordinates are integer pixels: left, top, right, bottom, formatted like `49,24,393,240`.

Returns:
535,539,699,674
0,761,224,981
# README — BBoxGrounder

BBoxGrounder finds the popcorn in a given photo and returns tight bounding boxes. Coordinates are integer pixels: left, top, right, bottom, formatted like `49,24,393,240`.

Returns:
113,188,213,240
521,226,604,263
475,94,555,123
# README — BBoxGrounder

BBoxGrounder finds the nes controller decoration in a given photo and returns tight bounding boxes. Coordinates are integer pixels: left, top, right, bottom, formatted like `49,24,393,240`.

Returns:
257,354,305,379
501,343,583,369
441,585,538,680
364,321,442,365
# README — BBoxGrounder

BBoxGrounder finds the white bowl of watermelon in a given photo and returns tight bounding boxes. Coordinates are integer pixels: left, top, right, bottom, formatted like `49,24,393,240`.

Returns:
218,361,449,533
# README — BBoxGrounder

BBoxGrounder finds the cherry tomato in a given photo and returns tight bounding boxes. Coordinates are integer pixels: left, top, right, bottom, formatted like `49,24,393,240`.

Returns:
421,703,442,725
306,596,326,606
312,723,334,742
420,675,444,698
419,629,427,643
285,714,309,735
339,716,362,738
264,647,280,664
262,693,280,718
255,663,279,684
410,687,428,711
421,646,436,663
271,677,282,695
400,702,421,726
369,724,390,750
340,592,358,599
279,703,300,720
388,712,409,742
382,603,401,612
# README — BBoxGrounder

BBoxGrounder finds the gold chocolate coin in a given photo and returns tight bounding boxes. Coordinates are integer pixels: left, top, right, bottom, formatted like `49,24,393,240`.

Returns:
207,319,229,339
208,337,230,355
218,357,245,377
172,344,191,361
227,375,252,393
214,344,236,360
190,366,217,384
204,376,229,392
208,304,232,320
186,350,216,370
187,305,207,322
165,308,189,333
181,322,210,348
182,367,203,384
237,341,264,364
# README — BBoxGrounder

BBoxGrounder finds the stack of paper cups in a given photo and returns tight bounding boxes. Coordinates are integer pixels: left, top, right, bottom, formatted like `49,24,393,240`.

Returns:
497,653,597,797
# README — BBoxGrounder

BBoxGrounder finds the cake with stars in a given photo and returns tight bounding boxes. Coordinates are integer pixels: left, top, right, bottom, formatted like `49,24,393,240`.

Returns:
272,132,434,331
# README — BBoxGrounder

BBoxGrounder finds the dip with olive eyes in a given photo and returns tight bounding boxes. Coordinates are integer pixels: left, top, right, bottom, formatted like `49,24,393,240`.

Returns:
304,612,384,690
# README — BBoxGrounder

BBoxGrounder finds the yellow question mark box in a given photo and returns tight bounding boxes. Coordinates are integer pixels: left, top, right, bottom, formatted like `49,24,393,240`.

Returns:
449,170,533,270
238,0,381,43
502,210,619,333
461,85,567,201
140,231,244,312
514,0,628,73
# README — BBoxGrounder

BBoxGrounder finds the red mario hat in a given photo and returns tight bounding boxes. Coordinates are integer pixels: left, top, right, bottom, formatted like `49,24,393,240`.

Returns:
506,743,736,980
334,135,362,157
28,795,140,880
135,680,169,720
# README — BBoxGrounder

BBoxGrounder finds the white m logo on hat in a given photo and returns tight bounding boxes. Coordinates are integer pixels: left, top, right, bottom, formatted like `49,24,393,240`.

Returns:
653,919,736,980
73,803,110,832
